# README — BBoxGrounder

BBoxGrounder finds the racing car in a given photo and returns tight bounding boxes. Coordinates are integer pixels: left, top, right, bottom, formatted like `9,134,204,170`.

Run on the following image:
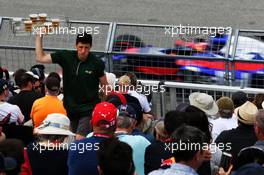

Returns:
112,34,264,88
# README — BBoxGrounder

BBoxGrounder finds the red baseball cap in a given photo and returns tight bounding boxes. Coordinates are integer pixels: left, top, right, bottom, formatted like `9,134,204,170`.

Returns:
91,102,118,128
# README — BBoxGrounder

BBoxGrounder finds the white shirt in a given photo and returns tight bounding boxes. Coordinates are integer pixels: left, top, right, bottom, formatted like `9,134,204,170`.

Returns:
211,114,238,141
149,163,198,175
128,90,151,113
0,102,24,124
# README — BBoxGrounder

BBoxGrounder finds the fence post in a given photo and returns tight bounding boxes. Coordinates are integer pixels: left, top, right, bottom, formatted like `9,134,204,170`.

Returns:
230,29,240,87
158,81,165,118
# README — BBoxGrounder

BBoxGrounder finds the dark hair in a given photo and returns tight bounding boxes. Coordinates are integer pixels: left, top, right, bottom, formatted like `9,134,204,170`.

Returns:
19,73,34,88
164,110,186,135
232,91,248,108
175,103,190,112
45,76,60,93
125,72,137,87
97,138,135,175
0,139,24,175
76,32,92,45
0,67,10,80
170,125,207,162
184,105,212,142
253,94,264,109
13,69,26,87
47,72,61,82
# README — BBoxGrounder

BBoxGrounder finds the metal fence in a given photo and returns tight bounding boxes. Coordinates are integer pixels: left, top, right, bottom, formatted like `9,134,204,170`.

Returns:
0,16,264,116
141,80,263,117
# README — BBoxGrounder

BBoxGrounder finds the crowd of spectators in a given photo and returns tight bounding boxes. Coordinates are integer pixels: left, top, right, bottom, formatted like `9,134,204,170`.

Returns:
0,32,264,175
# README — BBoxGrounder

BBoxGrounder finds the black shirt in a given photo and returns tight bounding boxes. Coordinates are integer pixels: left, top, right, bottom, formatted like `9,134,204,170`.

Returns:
8,90,43,122
215,124,257,170
27,142,68,175
51,51,105,114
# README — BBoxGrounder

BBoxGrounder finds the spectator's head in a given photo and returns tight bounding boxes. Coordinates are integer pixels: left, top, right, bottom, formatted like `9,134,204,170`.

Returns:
184,105,212,142
30,64,45,81
0,152,17,175
97,138,135,175
189,92,218,117
117,75,131,92
34,113,75,143
13,69,26,87
216,97,235,119
116,104,137,134
153,120,168,142
91,102,118,136
0,79,8,99
232,91,248,108
76,33,92,61
0,68,10,81
170,125,207,170
253,94,264,109
254,109,264,140
106,72,116,91
45,74,61,96
232,163,264,175
125,72,137,87
0,139,24,175
48,72,61,81
26,71,42,93
164,110,186,136
18,72,35,90
235,101,258,126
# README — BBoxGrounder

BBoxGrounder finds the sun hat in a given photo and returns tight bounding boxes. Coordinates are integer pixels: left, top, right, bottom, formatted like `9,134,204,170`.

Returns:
106,72,116,90
35,113,75,136
234,101,258,125
216,97,234,116
189,92,219,116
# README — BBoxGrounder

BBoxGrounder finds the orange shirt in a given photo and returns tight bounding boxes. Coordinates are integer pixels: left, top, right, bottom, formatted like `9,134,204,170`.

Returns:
31,96,67,128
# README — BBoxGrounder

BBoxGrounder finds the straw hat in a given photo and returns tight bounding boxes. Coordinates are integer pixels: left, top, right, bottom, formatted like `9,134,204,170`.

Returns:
234,101,258,125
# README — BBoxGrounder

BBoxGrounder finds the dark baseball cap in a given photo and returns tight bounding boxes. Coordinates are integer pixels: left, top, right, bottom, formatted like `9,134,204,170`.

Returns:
0,79,8,94
117,104,137,120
